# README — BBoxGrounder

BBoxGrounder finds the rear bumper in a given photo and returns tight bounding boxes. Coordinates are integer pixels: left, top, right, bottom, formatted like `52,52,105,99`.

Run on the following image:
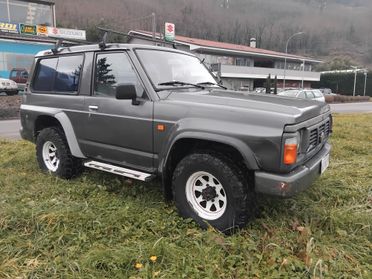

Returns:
254,143,331,197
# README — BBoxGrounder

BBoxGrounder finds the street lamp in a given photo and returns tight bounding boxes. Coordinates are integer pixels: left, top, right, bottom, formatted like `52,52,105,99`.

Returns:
283,32,305,89
364,70,368,97
351,66,358,96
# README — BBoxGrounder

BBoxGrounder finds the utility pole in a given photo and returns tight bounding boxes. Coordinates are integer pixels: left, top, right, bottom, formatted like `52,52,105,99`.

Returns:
301,59,305,89
364,70,368,96
351,66,358,96
283,32,304,89
152,12,156,45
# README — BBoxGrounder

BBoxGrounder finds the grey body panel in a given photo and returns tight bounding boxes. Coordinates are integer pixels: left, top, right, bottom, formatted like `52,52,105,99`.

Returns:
255,143,331,197
21,43,332,198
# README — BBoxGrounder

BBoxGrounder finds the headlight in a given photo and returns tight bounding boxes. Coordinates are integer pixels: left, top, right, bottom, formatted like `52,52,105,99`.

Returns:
283,132,301,165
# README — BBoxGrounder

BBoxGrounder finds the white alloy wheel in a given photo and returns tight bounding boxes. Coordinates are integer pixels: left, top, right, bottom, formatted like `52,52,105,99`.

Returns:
185,171,227,220
42,141,59,172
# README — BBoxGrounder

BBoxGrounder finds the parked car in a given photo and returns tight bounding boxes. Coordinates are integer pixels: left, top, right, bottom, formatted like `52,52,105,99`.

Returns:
319,88,337,96
278,89,326,102
0,77,18,95
20,43,332,233
9,68,29,91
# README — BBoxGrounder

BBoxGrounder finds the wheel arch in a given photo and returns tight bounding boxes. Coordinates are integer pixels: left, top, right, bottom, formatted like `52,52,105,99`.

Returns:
34,112,85,158
161,133,259,200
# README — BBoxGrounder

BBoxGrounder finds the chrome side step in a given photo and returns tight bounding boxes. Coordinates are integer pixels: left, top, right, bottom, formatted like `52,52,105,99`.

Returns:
84,161,155,182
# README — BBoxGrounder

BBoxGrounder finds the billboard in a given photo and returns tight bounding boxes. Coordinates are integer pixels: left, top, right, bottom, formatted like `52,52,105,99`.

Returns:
0,22,19,34
47,27,86,41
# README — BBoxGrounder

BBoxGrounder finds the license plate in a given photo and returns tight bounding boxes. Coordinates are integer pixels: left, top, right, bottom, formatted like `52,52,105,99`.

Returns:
320,154,330,174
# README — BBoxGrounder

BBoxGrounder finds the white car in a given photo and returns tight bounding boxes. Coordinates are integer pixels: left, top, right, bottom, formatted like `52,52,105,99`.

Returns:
278,89,325,102
0,77,19,96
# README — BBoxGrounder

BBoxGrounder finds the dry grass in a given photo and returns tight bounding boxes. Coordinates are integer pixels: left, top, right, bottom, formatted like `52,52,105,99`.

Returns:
0,114,371,278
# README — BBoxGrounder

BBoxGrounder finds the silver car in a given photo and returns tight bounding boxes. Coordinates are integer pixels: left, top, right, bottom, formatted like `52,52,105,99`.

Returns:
278,89,325,102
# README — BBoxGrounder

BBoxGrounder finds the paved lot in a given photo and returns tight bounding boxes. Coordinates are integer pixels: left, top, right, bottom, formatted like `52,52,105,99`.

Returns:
0,119,21,140
0,102,371,141
330,102,372,113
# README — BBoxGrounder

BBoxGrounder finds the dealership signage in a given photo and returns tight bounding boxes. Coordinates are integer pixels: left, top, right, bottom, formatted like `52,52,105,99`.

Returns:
0,22,19,34
19,24,37,35
37,25,48,36
0,21,86,41
164,22,175,42
47,27,86,40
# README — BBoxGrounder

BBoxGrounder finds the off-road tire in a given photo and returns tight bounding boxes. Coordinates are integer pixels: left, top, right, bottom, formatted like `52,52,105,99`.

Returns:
36,127,83,179
172,152,256,233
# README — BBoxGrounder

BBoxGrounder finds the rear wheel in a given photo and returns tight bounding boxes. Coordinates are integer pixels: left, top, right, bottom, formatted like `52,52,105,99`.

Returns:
6,90,18,96
36,127,83,179
172,152,256,233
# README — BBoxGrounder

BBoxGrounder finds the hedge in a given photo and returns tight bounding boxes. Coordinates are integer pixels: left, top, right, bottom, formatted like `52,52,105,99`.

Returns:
315,71,371,97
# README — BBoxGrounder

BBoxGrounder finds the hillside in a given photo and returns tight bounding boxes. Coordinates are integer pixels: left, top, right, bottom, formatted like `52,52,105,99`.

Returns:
55,0,372,68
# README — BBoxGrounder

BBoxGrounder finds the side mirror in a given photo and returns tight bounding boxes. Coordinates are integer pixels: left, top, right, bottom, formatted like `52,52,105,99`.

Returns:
116,84,139,104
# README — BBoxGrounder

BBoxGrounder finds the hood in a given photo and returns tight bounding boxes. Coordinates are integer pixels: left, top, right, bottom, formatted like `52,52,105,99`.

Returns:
161,89,330,124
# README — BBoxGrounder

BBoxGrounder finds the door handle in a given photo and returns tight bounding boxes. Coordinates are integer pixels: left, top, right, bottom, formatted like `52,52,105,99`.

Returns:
88,105,99,111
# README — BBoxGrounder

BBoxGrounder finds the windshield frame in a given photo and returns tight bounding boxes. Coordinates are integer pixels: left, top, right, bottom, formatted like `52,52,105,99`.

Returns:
134,48,220,92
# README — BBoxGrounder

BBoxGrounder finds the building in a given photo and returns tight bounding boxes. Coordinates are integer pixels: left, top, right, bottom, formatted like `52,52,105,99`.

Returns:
128,30,321,91
0,0,85,81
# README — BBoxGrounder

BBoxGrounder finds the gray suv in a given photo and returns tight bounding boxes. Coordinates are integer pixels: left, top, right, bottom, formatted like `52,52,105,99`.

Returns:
20,43,332,232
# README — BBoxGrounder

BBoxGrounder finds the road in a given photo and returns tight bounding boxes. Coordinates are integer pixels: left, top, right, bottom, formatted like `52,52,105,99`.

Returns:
330,102,372,113
0,102,371,140
0,119,21,140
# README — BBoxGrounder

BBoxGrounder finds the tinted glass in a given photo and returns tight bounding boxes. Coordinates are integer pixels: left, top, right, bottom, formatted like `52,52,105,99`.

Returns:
94,52,144,98
54,56,83,92
33,58,58,91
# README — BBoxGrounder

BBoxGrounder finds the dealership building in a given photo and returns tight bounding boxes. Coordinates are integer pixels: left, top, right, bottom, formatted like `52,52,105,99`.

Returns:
0,0,85,80
128,30,321,90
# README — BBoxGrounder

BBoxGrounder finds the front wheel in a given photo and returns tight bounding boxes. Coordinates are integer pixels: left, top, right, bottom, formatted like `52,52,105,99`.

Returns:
172,152,256,233
36,127,83,179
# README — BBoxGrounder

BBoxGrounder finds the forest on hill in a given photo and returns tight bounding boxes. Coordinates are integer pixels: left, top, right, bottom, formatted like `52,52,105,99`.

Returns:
56,0,372,69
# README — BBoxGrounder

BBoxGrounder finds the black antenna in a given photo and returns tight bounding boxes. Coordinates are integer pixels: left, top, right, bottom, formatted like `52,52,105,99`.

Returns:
99,32,108,50
52,39,63,54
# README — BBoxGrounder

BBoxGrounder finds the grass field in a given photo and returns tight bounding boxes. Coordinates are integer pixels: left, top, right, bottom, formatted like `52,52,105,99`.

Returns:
0,114,371,278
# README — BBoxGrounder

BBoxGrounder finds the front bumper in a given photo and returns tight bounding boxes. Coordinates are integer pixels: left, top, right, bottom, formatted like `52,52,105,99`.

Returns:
255,143,331,197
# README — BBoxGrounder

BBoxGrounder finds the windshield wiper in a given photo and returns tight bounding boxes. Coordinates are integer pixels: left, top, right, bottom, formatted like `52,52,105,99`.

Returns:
157,81,205,90
197,81,227,90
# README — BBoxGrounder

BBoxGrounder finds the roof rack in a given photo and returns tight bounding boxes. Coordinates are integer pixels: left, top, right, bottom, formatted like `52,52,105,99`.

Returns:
97,26,181,49
48,36,92,54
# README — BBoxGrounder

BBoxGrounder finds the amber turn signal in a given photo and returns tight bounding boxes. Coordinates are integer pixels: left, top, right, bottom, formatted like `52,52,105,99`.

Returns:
283,143,297,165
157,124,165,131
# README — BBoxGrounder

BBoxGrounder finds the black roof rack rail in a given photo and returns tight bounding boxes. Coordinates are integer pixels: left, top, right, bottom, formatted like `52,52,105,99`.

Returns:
96,26,181,49
48,36,92,54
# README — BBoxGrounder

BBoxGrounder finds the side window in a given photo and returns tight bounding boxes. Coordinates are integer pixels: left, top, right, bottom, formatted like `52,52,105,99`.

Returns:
305,91,315,99
298,91,306,98
10,71,17,78
54,56,83,92
32,55,83,93
33,58,58,92
94,52,144,98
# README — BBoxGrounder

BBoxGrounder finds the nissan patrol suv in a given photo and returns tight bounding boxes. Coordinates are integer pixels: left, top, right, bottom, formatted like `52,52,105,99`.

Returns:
20,43,332,232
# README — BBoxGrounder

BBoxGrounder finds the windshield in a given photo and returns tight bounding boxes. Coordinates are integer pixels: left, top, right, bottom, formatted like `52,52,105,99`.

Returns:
136,49,217,90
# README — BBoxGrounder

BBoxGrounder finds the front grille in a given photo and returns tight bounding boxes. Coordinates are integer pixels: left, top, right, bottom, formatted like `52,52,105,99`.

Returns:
307,118,331,152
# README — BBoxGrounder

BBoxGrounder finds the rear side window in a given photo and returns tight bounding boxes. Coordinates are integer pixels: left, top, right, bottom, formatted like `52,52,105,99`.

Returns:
32,55,83,93
33,58,58,92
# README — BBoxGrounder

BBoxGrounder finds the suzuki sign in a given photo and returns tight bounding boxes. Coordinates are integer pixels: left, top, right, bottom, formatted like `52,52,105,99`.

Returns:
164,22,175,42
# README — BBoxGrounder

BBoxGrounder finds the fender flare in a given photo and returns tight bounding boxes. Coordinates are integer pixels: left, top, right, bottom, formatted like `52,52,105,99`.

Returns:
161,131,259,174
22,105,86,158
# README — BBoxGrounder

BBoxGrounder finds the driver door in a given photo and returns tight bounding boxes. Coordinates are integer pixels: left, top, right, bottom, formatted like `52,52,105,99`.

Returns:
79,51,154,172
